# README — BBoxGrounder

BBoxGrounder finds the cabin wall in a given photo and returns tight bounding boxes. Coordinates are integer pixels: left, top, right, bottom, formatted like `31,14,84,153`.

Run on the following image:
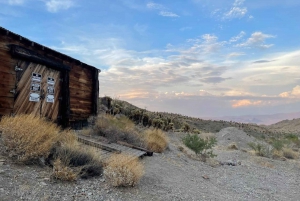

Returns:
0,28,99,126
0,34,16,116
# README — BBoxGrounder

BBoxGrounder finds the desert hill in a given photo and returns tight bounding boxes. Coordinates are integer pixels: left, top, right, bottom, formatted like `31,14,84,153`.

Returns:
266,118,300,134
100,97,296,139
203,112,300,125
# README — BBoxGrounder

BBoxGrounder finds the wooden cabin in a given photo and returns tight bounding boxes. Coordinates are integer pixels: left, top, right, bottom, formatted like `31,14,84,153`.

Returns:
0,27,100,128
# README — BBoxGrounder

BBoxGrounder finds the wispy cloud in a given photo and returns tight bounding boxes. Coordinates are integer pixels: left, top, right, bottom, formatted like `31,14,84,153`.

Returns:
147,2,179,17
159,11,179,17
223,0,248,20
237,32,275,49
45,0,74,12
8,0,24,5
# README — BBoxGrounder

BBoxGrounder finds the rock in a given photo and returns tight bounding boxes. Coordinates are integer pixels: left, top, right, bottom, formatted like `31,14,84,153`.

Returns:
40,182,47,186
202,175,209,180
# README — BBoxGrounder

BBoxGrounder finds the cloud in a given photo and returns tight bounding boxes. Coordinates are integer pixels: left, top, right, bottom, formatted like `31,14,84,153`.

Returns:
146,2,163,10
229,31,246,43
159,11,179,17
223,0,248,20
200,76,231,84
8,0,24,5
232,99,263,108
224,7,247,19
45,0,74,12
237,32,275,49
252,60,275,64
147,2,179,17
227,52,245,58
279,85,300,98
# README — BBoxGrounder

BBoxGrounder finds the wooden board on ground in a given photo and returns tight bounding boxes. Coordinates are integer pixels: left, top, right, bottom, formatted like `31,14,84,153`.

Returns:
76,134,147,162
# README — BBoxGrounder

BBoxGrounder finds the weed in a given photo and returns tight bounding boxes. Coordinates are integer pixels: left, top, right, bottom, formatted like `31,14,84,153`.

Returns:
104,154,144,187
272,140,284,151
51,159,77,181
144,129,168,153
247,142,271,157
282,148,299,159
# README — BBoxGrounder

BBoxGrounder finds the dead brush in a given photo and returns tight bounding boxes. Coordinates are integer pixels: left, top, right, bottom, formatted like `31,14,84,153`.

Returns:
282,148,299,159
93,114,144,147
104,154,144,187
144,129,168,153
49,143,103,179
51,159,77,181
0,114,61,163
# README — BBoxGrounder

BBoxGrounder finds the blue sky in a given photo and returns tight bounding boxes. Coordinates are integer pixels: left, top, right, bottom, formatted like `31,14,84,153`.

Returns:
1,0,300,117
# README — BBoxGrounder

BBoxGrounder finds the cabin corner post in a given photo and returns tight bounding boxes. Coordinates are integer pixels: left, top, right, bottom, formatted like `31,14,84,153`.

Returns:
60,70,70,128
92,68,99,116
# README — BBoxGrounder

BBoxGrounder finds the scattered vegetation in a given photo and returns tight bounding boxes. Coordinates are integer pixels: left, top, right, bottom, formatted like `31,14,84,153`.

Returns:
0,114,103,181
144,129,168,153
182,134,217,158
104,154,144,187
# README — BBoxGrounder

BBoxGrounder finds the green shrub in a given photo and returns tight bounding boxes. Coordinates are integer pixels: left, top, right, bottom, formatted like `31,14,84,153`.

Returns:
247,142,271,157
182,134,217,158
272,140,284,151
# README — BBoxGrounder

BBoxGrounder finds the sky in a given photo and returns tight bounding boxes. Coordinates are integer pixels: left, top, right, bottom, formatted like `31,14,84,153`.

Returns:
1,0,300,118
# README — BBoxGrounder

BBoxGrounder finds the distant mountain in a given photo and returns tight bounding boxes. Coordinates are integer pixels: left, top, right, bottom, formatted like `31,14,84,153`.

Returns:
203,112,300,125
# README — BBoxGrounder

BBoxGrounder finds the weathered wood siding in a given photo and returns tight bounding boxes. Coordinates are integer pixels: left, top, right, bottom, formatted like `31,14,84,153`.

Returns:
0,27,100,126
69,65,93,121
0,34,15,116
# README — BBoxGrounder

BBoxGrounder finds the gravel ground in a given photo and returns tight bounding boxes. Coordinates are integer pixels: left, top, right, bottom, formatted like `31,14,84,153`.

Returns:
1,128,300,201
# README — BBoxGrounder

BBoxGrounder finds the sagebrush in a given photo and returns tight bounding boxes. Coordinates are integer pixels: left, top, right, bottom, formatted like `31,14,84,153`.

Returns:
104,154,144,187
144,129,168,153
0,114,62,163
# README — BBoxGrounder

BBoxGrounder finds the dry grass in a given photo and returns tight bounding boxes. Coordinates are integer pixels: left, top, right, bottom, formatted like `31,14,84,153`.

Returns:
94,114,144,147
144,129,168,153
282,148,299,159
227,142,239,150
104,154,144,187
199,133,215,141
0,114,61,163
272,150,284,159
51,159,77,181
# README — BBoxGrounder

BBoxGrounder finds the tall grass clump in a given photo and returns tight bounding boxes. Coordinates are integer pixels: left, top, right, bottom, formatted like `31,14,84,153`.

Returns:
144,129,168,153
0,114,61,163
247,142,271,157
104,154,144,187
182,134,217,158
94,114,143,147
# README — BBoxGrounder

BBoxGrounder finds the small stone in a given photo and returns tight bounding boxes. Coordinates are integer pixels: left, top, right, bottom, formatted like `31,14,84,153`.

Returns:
40,182,47,186
202,175,209,180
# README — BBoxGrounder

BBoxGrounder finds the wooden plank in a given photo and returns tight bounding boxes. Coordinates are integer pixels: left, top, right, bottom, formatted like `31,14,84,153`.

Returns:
0,60,16,74
69,83,92,92
69,78,93,89
0,108,13,116
70,65,93,77
0,86,15,98
117,141,153,156
69,89,92,98
0,71,15,86
0,97,14,109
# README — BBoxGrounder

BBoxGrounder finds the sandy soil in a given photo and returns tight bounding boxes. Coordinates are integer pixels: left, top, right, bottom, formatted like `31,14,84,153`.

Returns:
1,127,300,201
